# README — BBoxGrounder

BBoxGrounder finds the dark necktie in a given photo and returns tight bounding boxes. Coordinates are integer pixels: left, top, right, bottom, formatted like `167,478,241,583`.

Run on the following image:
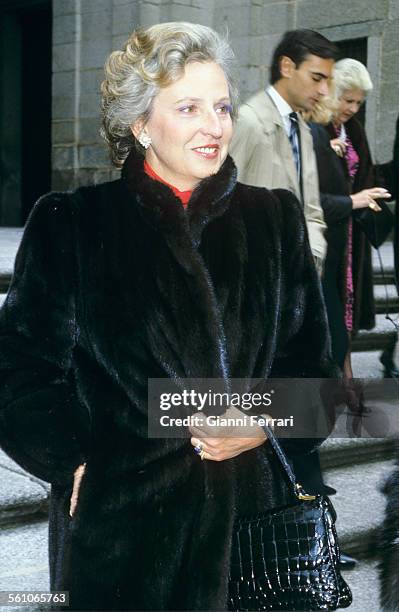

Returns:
288,111,301,183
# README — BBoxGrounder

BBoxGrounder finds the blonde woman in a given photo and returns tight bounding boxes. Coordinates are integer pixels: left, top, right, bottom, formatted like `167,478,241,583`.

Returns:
0,23,335,610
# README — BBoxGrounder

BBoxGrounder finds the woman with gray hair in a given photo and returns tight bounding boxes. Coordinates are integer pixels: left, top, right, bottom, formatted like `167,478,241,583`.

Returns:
315,58,390,408
0,22,336,610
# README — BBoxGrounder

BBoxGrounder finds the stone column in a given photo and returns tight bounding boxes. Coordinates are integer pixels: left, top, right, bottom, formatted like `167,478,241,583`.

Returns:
52,0,116,190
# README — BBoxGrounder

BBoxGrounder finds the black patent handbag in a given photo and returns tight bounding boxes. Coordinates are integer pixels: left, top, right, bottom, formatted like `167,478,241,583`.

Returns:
353,200,394,249
228,425,352,611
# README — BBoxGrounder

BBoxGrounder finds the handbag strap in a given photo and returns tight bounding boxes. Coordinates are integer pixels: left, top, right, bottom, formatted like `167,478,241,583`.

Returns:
376,247,399,393
261,422,316,500
376,246,399,333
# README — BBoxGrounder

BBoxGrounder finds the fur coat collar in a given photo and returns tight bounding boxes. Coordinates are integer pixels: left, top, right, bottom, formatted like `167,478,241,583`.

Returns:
122,147,237,247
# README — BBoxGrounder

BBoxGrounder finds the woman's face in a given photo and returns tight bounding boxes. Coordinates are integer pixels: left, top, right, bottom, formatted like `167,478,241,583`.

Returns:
135,61,233,191
336,88,365,124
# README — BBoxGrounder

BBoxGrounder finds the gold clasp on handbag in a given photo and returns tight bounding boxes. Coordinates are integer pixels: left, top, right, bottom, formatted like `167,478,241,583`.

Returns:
295,483,317,501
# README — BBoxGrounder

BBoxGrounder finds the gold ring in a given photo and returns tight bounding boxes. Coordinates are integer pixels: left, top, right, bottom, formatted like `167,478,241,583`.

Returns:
368,202,378,211
200,450,206,461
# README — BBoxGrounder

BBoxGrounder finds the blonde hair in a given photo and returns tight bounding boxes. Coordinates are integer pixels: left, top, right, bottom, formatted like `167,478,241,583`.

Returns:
302,79,338,125
302,97,335,125
301,78,339,125
101,22,238,167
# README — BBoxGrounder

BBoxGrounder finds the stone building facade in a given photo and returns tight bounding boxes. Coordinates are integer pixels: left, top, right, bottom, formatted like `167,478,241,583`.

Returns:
52,0,399,190
2,0,399,217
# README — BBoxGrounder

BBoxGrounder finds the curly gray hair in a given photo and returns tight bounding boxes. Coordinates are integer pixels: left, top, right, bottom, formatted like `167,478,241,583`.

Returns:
333,58,373,100
101,22,238,167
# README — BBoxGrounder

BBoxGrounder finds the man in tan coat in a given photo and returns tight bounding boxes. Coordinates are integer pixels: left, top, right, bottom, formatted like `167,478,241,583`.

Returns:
230,30,338,273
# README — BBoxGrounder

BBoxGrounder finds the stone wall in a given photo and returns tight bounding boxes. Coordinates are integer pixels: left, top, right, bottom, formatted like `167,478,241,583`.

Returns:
52,0,399,189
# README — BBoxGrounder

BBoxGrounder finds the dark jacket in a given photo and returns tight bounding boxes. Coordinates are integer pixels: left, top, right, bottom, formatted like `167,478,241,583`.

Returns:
325,116,376,332
0,150,335,611
310,123,352,272
310,122,352,366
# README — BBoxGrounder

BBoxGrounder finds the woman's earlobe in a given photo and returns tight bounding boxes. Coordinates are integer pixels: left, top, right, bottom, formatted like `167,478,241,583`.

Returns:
131,120,152,149
131,118,144,140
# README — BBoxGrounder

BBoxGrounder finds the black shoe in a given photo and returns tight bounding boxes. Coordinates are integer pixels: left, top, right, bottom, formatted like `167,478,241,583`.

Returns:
383,365,399,378
321,485,337,496
380,350,399,378
346,401,372,417
339,553,357,569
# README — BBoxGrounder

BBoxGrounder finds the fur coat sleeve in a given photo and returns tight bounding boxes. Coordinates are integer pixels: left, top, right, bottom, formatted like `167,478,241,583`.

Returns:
270,188,333,378
268,188,337,455
0,193,90,485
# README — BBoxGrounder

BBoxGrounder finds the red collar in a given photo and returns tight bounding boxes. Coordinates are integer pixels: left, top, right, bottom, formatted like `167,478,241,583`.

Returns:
144,160,192,207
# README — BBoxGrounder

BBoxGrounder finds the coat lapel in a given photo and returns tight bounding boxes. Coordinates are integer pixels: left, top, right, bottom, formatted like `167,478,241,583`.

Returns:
255,92,301,199
118,150,239,386
298,115,315,204
122,148,237,258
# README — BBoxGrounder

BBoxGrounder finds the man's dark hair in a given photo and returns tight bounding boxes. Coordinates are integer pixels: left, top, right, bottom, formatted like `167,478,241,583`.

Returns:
270,29,339,84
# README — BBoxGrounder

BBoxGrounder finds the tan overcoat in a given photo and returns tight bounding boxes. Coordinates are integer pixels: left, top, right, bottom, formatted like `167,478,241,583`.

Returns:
230,90,327,261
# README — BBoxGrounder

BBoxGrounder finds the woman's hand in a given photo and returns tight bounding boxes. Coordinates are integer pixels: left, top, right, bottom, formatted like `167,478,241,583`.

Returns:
330,138,346,157
350,187,391,210
189,407,267,461
69,462,86,517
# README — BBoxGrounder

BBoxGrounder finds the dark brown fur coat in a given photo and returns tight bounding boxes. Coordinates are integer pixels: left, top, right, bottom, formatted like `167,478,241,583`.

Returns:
0,150,335,610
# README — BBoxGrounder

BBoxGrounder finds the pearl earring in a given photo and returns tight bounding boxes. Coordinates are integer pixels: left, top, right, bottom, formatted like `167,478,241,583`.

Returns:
138,132,152,149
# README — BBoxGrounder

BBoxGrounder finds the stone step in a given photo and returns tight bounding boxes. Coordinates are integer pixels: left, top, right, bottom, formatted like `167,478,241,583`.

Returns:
3,228,398,272
0,280,397,302
340,558,381,612
352,314,398,352
0,227,22,293
0,451,392,609
374,283,399,313
351,349,386,378
320,437,397,470
372,240,395,287
0,435,394,525
1,439,393,527
0,230,395,292
0,227,22,278
372,241,394,270
0,521,382,612
0,526,384,612
0,518,49,595
0,452,49,527
0,532,384,612
324,458,394,556
374,270,396,285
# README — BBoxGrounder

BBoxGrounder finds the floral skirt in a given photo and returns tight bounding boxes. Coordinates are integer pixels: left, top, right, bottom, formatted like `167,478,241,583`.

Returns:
344,217,354,332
